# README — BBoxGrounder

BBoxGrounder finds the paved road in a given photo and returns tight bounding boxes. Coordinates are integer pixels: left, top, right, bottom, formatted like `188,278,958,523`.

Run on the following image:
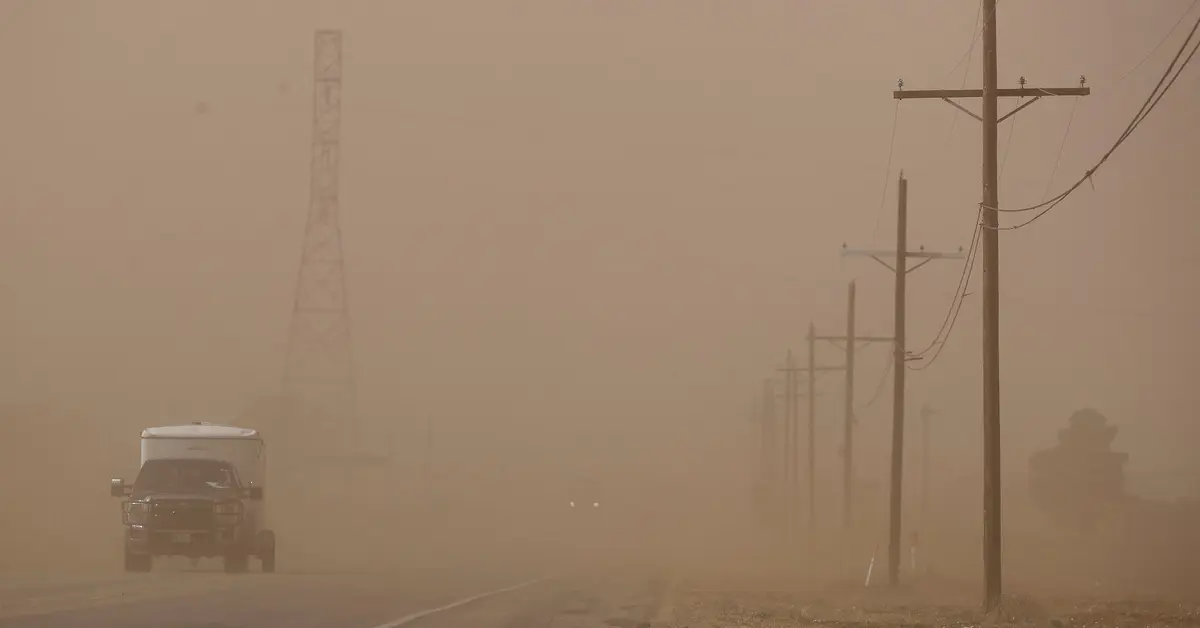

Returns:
0,568,669,628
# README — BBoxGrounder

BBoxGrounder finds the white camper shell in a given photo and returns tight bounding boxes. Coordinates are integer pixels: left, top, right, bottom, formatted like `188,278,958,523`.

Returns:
140,423,266,489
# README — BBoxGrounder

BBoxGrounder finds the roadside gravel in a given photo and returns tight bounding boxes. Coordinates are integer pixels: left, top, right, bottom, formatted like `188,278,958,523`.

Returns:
661,577,1200,627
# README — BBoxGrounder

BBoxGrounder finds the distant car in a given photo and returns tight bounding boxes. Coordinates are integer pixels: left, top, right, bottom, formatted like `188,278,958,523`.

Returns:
566,477,603,512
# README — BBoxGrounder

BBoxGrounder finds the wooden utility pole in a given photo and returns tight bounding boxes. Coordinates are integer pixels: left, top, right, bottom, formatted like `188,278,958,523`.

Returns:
844,284,855,530
781,351,797,546
892,175,909,588
778,351,840,535
920,402,935,525
806,323,817,530
892,1,1089,607
844,285,854,530
762,378,780,535
811,282,892,529
762,379,778,488
842,173,965,586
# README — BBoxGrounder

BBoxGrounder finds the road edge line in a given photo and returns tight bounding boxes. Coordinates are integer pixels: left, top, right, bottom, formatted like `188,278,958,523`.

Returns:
369,577,551,628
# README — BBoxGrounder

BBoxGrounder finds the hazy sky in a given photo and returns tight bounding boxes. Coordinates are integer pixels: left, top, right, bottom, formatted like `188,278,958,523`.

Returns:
3,1,1197,495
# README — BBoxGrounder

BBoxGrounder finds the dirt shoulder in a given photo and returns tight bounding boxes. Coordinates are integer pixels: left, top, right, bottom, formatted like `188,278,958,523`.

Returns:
661,575,1200,628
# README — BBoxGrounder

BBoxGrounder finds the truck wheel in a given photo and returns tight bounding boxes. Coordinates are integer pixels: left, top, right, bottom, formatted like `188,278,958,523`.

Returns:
223,551,249,574
124,552,152,573
258,530,277,573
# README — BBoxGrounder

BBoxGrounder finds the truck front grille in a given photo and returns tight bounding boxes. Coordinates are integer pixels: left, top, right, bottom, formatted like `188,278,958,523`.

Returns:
150,500,214,530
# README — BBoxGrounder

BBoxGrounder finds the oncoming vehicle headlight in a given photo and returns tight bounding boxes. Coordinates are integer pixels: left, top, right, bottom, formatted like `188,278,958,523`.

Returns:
569,501,576,508
592,502,600,508
125,501,150,525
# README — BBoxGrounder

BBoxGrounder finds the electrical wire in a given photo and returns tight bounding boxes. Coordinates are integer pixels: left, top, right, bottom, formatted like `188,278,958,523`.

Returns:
899,4,1178,371
872,101,902,239
1040,96,1080,202
907,208,983,360
980,14,1200,229
989,33,1198,230
855,351,894,415
904,81,1012,367
908,223,980,372
1112,0,1199,87
908,250,975,373
905,104,1005,368
941,1,987,156
990,14,1197,215
998,104,1018,181
940,0,989,86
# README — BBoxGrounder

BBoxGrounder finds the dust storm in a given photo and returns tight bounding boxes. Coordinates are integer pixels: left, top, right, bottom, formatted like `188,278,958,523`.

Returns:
1,1,1199,627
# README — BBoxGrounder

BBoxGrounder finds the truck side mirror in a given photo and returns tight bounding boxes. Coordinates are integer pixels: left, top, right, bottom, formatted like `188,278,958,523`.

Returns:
244,485,264,501
110,478,131,498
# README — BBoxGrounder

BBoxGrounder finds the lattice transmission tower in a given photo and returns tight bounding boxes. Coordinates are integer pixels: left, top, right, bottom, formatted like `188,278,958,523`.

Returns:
283,30,359,453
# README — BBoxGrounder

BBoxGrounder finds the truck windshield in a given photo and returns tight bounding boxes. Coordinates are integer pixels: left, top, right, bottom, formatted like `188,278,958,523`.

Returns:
134,459,239,493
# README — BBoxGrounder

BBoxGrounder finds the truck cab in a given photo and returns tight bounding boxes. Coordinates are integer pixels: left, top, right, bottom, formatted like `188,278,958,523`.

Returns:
109,422,275,573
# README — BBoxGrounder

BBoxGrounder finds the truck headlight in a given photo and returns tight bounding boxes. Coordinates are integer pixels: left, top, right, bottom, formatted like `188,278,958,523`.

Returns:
213,501,242,515
124,501,150,525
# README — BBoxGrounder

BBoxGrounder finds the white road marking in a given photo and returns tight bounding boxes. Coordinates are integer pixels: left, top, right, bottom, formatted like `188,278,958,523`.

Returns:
369,578,549,628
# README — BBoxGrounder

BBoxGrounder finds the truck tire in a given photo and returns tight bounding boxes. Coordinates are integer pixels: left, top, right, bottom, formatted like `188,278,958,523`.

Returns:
223,551,249,574
257,530,277,573
124,552,152,573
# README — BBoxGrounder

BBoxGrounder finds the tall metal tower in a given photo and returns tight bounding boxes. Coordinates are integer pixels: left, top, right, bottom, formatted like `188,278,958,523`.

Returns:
283,30,358,453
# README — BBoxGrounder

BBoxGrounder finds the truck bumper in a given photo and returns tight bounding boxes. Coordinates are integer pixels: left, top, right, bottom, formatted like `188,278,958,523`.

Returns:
126,525,244,557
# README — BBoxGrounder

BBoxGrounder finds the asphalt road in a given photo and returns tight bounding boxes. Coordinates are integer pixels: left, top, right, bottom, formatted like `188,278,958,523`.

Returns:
0,568,669,628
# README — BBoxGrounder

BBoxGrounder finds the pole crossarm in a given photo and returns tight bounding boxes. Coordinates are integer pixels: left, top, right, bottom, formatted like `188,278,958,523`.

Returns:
813,334,893,343
894,86,1090,99
894,77,1090,125
842,246,965,274
777,365,845,373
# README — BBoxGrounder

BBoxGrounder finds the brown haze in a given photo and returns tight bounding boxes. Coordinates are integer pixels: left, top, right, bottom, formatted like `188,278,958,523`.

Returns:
1,0,1197,603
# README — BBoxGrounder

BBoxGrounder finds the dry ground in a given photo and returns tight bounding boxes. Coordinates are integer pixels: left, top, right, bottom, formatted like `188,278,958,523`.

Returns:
661,575,1200,628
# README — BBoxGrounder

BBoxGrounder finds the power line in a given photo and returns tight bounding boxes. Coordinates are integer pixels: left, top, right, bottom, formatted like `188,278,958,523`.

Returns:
908,209,982,360
998,104,1018,181
1040,96,1081,201
981,14,1200,229
873,101,902,240
907,90,1016,364
908,236,976,373
988,33,1197,229
855,351,894,415
941,2,987,159
940,0,989,86
1111,0,1199,87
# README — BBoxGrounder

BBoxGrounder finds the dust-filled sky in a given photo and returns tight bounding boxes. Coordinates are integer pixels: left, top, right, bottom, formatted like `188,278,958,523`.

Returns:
2,1,1197,497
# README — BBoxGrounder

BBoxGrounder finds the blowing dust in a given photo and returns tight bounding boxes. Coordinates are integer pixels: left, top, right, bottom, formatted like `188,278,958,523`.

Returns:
2,395,1197,609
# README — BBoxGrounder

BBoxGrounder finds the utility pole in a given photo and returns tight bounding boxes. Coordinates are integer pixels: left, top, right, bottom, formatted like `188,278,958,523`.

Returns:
762,378,780,536
780,351,797,546
920,402,935,525
843,285,855,529
893,2,1089,608
779,346,842,534
841,173,965,586
423,414,434,502
892,174,909,589
806,323,817,531
811,282,892,529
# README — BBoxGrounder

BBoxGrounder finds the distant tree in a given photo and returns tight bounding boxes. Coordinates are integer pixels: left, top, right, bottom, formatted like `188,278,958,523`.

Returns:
1028,408,1129,532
